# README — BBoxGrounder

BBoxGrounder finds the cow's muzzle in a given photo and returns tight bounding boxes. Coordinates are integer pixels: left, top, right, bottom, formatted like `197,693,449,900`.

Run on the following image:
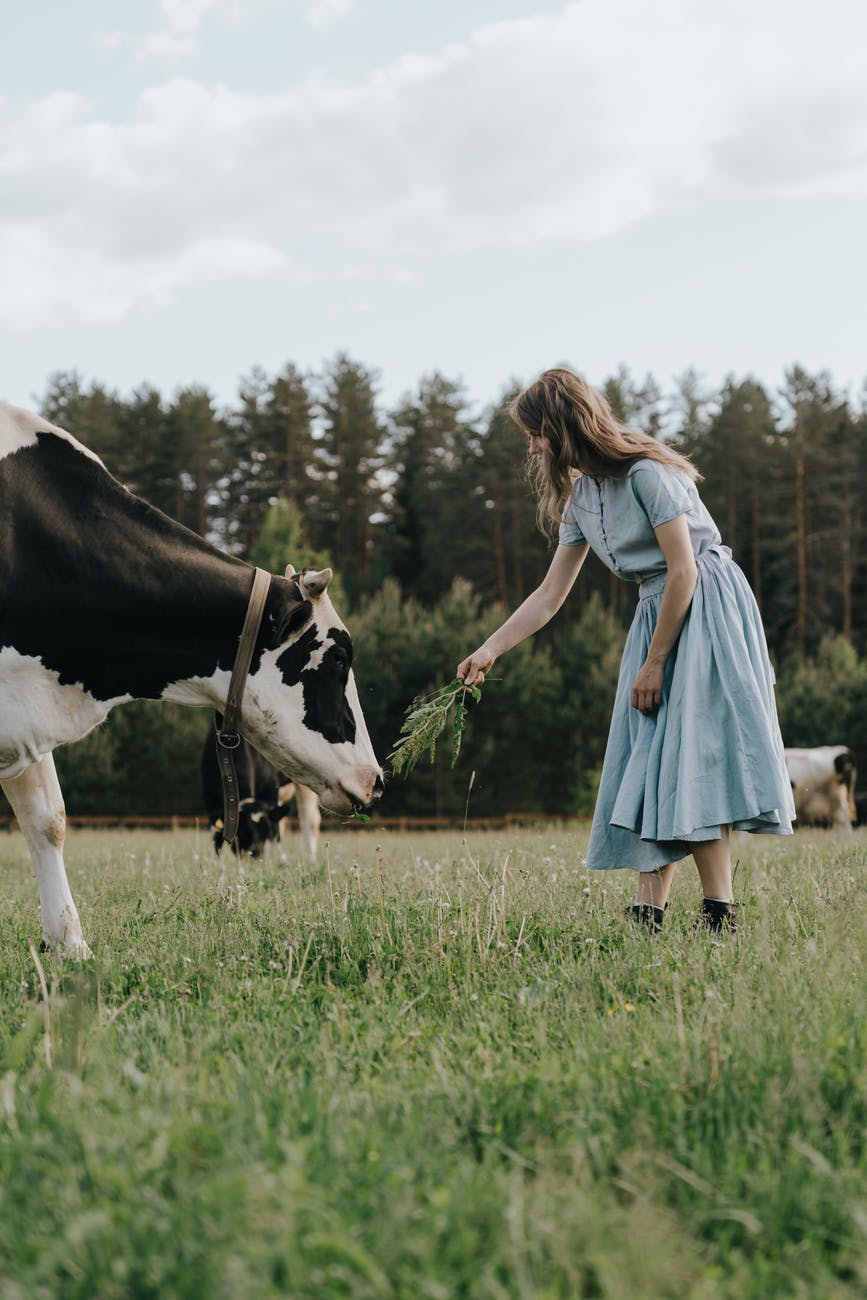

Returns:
334,768,384,816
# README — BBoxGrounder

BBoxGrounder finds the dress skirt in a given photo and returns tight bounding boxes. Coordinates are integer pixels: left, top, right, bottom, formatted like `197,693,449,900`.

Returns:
586,545,795,872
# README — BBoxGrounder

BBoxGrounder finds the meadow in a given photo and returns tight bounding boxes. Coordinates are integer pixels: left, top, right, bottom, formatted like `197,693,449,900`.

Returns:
0,824,864,1299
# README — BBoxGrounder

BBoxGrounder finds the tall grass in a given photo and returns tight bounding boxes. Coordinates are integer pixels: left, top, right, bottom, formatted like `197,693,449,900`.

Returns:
0,826,865,1298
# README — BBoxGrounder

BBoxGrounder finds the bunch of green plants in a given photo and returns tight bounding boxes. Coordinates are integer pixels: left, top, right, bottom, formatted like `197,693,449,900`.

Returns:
389,678,482,776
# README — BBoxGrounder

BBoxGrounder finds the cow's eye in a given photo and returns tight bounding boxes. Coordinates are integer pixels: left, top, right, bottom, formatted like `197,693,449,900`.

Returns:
326,630,353,675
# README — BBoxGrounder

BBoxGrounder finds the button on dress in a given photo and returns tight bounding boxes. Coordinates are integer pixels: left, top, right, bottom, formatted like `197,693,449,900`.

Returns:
559,459,795,872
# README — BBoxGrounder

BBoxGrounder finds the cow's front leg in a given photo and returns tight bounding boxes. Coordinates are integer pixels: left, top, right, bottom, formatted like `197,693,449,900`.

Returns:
1,754,93,959
294,784,321,862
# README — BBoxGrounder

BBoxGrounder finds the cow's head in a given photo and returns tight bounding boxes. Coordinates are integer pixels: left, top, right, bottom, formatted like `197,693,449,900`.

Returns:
210,798,279,857
835,748,857,819
238,565,383,817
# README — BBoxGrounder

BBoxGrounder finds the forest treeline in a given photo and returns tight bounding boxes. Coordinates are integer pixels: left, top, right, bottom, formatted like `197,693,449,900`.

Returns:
18,356,867,820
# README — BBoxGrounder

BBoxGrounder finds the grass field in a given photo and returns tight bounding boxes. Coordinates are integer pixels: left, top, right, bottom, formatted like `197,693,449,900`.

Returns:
0,824,865,1298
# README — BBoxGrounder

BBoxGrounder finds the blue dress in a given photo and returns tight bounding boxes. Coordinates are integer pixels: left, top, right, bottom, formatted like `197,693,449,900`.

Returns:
559,459,795,872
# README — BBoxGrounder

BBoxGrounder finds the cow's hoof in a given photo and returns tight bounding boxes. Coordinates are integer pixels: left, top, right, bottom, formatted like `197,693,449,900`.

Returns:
42,935,94,961
64,937,95,961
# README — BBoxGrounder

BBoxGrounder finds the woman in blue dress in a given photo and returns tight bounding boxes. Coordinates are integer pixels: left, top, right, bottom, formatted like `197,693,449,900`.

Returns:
457,368,794,932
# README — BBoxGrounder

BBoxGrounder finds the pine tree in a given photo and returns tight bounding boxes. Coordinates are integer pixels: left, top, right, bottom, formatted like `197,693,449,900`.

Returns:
670,368,716,452
118,386,174,514
312,353,384,605
247,499,345,609
223,363,319,557
39,372,124,471
851,385,867,649
266,363,316,510
221,366,271,556
384,373,473,604
467,391,547,609
165,386,223,538
686,377,776,609
602,365,663,436
774,368,845,657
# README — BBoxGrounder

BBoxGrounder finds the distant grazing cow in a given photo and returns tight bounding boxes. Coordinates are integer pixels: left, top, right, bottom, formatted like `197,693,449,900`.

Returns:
201,721,320,859
0,401,382,957
784,746,856,830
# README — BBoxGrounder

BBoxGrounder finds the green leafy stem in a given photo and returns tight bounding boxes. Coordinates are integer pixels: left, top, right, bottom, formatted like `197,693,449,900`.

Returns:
389,677,483,778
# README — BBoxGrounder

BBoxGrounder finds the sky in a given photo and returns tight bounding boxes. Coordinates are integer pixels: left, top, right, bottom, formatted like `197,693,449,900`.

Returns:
3,0,867,420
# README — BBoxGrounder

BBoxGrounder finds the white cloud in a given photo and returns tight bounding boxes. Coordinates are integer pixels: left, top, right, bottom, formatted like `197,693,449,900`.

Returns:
138,0,245,61
137,0,354,61
2,0,866,330
0,225,289,329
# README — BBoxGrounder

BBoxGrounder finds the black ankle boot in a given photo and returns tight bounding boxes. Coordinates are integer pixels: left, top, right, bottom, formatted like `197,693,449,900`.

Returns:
699,898,738,934
627,903,665,932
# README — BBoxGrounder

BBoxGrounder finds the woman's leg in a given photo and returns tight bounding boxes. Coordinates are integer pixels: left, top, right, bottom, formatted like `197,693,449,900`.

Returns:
629,861,679,930
692,828,737,931
629,834,737,930
635,862,678,908
691,827,733,900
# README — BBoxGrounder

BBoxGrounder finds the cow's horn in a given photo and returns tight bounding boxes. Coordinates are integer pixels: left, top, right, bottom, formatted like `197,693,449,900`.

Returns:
284,563,297,578
300,568,332,599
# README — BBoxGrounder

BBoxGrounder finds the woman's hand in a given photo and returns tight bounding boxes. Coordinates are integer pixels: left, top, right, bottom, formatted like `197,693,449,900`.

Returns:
457,644,497,687
631,657,665,714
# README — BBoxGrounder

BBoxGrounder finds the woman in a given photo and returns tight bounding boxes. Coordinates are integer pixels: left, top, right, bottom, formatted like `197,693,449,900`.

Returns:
457,368,794,932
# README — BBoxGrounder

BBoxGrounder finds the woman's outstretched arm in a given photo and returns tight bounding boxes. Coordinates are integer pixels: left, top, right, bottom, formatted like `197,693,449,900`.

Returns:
457,543,590,685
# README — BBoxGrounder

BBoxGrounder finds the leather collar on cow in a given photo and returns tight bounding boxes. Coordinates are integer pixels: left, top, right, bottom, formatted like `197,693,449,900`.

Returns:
214,566,271,845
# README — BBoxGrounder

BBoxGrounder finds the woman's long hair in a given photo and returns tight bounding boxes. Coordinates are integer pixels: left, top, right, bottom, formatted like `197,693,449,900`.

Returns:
510,367,700,538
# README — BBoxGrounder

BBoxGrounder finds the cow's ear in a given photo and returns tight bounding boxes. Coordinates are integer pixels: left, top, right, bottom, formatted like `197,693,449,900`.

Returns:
299,567,332,600
264,577,312,648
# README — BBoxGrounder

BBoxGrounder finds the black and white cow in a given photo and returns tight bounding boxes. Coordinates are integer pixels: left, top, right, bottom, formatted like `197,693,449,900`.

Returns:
853,793,867,829
784,746,856,830
0,402,382,956
201,720,321,859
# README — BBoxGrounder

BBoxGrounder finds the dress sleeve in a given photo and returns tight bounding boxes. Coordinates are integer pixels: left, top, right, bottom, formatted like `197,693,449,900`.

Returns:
630,462,693,529
558,490,586,546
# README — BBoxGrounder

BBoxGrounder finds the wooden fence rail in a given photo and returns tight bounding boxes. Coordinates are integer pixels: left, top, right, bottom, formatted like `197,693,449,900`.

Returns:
0,813,590,833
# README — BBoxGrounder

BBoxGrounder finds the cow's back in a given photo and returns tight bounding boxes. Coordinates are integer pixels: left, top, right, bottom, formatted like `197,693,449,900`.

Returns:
784,745,855,787
0,403,250,707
